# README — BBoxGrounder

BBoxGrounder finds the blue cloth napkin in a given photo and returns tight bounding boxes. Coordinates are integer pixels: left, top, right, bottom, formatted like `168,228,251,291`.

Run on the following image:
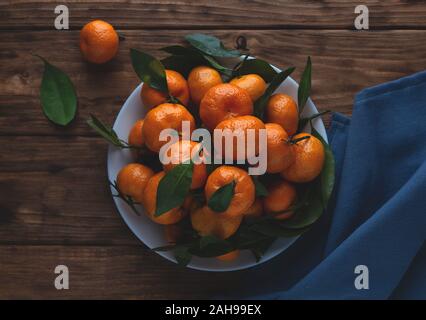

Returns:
228,71,426,300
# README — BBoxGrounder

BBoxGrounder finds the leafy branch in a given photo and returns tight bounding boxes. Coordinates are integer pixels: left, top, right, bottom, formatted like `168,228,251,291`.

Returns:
109,180,141,216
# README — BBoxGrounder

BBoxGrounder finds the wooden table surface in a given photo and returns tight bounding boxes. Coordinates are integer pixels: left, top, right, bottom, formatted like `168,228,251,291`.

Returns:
0,1,425,299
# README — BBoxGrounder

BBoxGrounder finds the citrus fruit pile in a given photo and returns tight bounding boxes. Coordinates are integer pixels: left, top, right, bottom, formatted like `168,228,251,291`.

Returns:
89,33,335,266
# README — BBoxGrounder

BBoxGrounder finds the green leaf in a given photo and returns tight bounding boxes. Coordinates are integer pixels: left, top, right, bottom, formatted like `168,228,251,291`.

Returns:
161,45,232,76
254,67,296,119
173,246,192,266
155,162,194,216
36,55,77,126
234,58,278,82
250,237,276,262
161,45,191,56
190,236,234,257
87,114,126,148
185,33,241,58
161,55,197,78
207,180,236,212
298,56,312,114
130,48,168,93
298,110,330,132
252,176,269,197
250,218,310,237
311,126,335,207
202,54,233,76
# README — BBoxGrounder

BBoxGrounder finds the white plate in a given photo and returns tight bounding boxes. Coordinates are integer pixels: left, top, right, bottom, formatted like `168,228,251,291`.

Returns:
107,66,327,272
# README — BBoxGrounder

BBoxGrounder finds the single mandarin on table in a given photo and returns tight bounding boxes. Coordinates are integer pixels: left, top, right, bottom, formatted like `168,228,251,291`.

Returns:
281,133,325,183
79,20,119,64
188,66,223,105
205,166,255,217
142,103,195,153
116,163,154,203
141,69,190,109
230,74,266,102
142,171,186,225
266,93,298,136
200,83,253,130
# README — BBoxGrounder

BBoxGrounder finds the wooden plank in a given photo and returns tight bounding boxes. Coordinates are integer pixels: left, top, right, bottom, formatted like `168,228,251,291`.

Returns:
0,245,240,299
1,1,426,30
1,29,425,136
0,136,140,245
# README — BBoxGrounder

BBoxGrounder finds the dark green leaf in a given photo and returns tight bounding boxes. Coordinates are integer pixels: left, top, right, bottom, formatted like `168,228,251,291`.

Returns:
110,180,141,216
185,33,241,58
202,54,233,76
130,48,168,93
161,45,190,56
250,218,310,237
190,188,206,206
234,59,278,82
152,244,178,252
298,56,312,114
173,246,192,266
298,110,330,132
155,162,194,216
250,237,276,262
206,163,220,175
161,45,232,76
254,67,296,119
161,55,202,78
252,176,269,197
87,114,126,148
36,55,77,126
207,181,236,212
311,126,335,207
190,236,234,257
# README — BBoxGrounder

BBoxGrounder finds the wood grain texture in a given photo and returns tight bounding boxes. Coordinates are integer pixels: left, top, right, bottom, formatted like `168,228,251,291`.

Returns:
0,245,242,299
1,1,426,299
1,30,425,136
1,0,426,30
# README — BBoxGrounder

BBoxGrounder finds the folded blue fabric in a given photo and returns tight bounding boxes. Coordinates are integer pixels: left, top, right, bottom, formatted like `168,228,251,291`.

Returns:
229,71,426,300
